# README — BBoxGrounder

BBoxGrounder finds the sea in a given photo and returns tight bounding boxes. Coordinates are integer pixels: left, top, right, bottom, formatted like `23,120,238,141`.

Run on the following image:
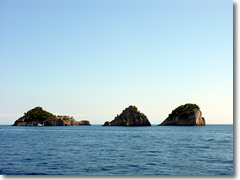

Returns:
0,124,233,175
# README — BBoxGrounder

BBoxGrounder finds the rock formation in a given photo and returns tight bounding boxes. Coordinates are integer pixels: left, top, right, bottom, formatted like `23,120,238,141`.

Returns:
103,105,151,126
158,103,206,126
75,120,91,125
12,107,91,126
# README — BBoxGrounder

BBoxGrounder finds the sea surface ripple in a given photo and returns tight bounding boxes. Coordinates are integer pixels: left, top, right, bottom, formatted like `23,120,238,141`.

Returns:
0,125,233,175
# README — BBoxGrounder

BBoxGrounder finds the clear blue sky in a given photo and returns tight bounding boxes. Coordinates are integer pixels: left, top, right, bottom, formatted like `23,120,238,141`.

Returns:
0,0,232,125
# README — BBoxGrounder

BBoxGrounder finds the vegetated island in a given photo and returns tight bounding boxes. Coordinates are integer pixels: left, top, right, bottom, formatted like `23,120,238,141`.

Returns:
158,103,206,126
12,107,91,126
103,105,151,126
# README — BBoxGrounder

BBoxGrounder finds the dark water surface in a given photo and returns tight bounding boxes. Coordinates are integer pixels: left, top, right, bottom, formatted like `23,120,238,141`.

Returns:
0,125,233,175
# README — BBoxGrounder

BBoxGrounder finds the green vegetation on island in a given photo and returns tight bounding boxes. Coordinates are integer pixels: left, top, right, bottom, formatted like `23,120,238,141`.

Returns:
169,103,200,117
128,105,138,111
159,103,205,126
12,106,91,126
24,107,57,122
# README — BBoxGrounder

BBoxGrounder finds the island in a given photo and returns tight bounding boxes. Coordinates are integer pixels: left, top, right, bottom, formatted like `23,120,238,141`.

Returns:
158,103,206,126
103,105,151,126
12,107,91,126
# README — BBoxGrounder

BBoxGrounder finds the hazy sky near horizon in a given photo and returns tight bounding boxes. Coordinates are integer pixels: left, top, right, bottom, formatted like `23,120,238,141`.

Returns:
0,0,232,125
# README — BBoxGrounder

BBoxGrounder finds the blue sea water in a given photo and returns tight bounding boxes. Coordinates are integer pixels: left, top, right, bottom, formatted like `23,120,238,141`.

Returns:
0,125,233,175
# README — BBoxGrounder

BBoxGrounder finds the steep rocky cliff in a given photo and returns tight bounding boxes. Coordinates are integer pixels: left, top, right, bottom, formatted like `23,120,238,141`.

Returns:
12,107,91,126
158,103,206,126
103,105,151,126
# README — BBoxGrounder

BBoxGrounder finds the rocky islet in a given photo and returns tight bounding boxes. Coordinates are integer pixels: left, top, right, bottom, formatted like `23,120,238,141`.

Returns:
158,103,206,126
12,104,206,126
12,107,91,126
103,105,151,126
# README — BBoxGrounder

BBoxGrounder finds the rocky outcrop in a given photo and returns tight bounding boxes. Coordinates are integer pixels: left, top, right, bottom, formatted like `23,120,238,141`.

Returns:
158,103,206,126
103,105,151,126
75,120,91,125
12,107,91,126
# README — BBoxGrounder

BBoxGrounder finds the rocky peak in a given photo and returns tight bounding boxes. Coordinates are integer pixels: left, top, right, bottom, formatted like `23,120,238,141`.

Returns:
103,105,151,126
159,103,206,126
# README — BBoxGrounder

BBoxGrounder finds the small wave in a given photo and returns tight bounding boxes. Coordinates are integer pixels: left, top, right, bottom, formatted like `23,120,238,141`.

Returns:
39,162,48,165
0,128,26,131
25,172,49,175
131,135,141,138
146,154,158,157
100,167,112,171
223,160,233,164
146,162,158,166
25,158,33,161
128,164,139,168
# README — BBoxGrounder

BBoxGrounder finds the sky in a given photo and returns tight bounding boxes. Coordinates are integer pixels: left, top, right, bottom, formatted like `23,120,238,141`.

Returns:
0,0,233,125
